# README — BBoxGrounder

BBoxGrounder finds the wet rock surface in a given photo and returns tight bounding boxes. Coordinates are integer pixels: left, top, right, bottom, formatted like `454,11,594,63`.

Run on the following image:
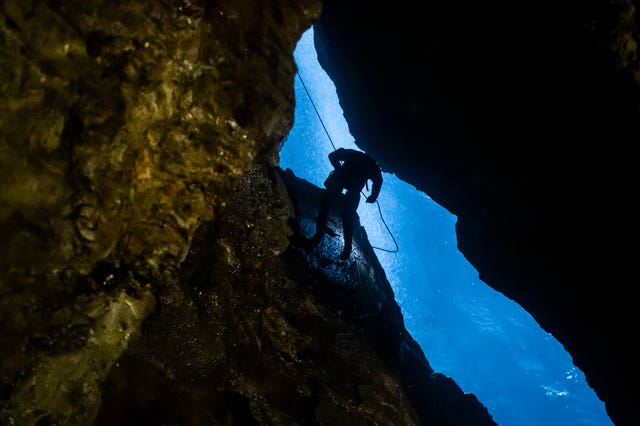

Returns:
1,0,320,423
93,165,496,425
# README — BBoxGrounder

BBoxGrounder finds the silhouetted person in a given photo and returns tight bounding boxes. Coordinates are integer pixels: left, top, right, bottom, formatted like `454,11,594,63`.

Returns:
308,148,383,260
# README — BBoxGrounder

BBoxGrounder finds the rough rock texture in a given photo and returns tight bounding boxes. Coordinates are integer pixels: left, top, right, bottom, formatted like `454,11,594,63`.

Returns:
314,1,639,425
0,0,320,423
0,1,497,425
92,165,496,425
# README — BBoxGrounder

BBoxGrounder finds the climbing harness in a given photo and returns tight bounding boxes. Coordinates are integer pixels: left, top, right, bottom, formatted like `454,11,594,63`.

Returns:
296,71,399,254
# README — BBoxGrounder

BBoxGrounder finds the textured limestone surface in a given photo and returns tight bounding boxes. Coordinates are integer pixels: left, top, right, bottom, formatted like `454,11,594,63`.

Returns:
1,0,321,423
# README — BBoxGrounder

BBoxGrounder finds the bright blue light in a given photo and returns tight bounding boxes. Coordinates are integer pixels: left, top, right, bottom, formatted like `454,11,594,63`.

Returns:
281,28,613,426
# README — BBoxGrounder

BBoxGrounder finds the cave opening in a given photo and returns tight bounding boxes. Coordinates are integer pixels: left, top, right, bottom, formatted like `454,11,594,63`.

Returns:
279,27,613,426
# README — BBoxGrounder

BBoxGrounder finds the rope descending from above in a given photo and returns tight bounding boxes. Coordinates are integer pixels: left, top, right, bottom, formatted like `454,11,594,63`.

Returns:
296,71,399,253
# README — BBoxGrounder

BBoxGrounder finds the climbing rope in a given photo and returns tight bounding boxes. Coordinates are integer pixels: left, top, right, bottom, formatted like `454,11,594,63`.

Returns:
297,71,338,152
296,71,399,254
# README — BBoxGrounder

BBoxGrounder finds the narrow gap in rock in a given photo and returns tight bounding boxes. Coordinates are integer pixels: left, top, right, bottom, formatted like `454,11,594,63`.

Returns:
279,27,613,426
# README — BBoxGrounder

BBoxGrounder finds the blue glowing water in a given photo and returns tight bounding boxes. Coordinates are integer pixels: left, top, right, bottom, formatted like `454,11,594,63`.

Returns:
280,28,613,426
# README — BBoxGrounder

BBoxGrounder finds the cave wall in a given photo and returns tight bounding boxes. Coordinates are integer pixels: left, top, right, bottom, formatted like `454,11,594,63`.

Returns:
91,165,497,425
314,1,639,425
0,0,321,422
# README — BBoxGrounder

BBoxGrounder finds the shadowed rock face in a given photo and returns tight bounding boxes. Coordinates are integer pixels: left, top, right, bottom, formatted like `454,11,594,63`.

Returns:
93,165,497,425
0,1,496,424
314,1,639,425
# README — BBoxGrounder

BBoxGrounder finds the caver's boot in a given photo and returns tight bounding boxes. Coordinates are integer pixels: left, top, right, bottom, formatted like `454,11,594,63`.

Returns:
303,232,322,250
339,242,352,260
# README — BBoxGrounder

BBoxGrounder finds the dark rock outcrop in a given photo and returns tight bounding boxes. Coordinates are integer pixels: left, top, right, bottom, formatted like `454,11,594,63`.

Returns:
93,165,496,425
314,1,639,425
